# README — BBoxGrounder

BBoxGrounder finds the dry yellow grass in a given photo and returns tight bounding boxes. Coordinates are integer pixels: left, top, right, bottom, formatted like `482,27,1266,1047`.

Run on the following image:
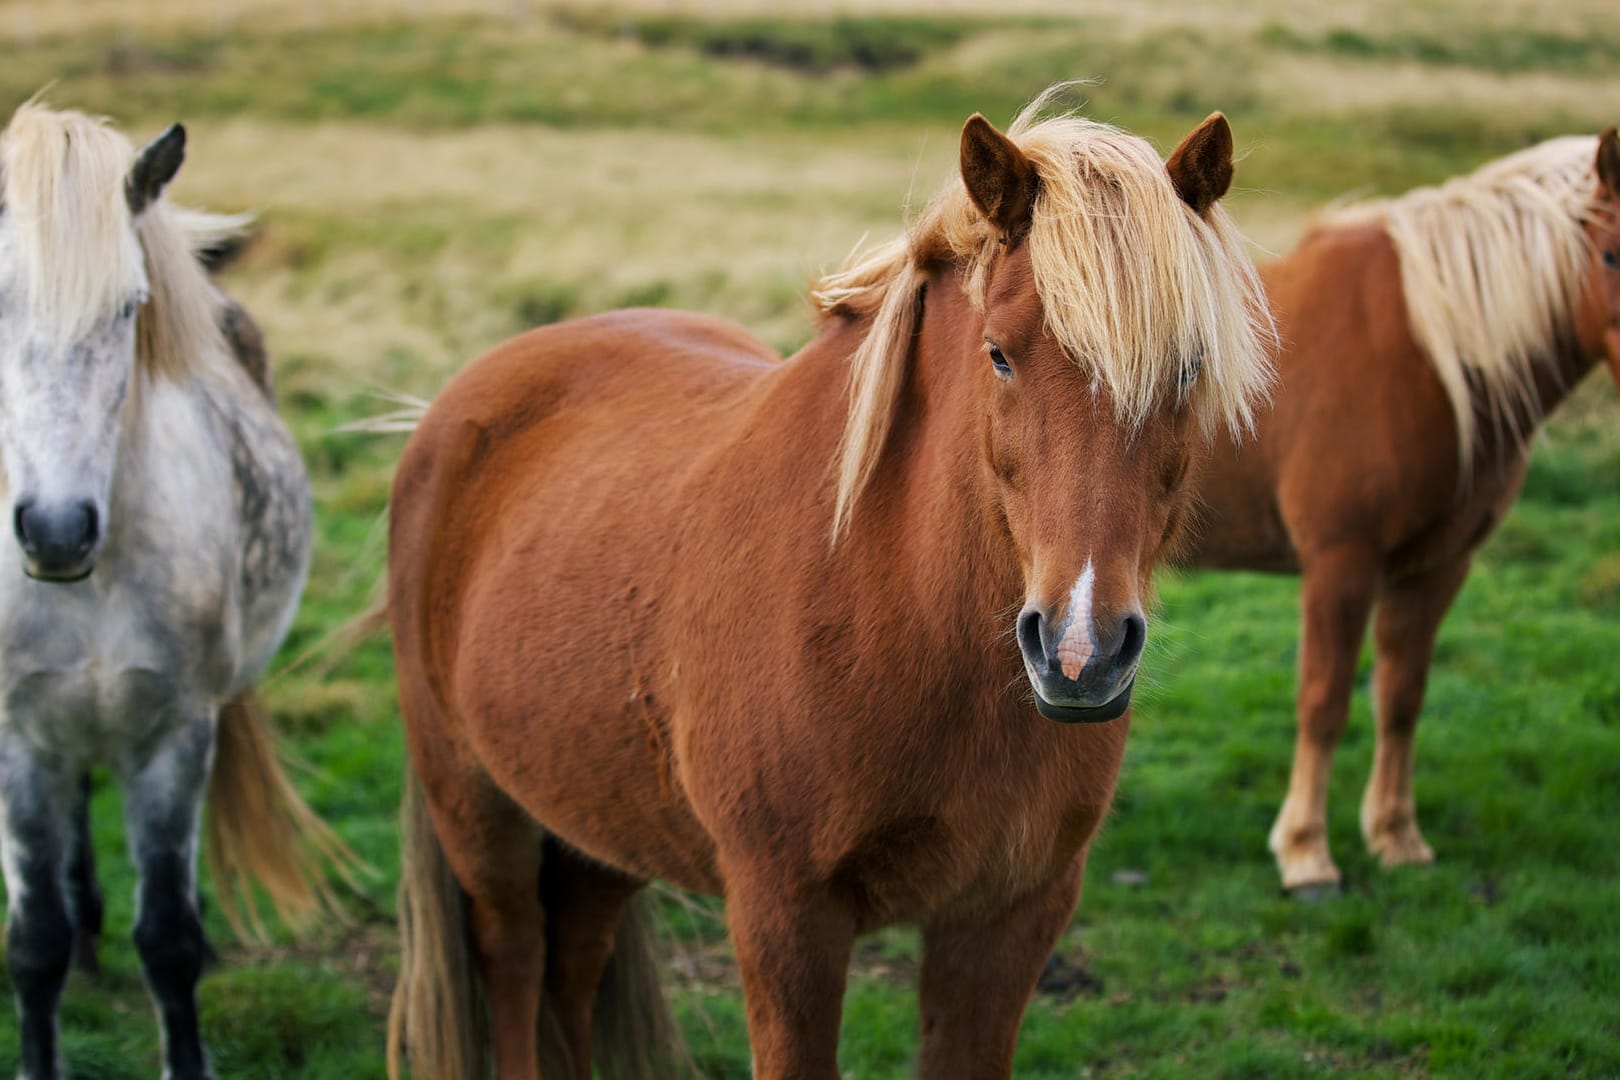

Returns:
177,119,961,385
32,0,1616,400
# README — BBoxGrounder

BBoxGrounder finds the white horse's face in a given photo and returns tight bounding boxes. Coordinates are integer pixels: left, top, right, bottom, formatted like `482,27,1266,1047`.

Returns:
0,123,183,582
0,235,143,581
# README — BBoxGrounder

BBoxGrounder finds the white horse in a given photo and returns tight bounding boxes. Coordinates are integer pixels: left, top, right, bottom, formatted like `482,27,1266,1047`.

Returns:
0,103,337,1080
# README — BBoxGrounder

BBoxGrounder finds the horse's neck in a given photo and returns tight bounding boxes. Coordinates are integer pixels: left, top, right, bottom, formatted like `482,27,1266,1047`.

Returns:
1524,334,1602,421
796,267,1016,626
113,355,257,514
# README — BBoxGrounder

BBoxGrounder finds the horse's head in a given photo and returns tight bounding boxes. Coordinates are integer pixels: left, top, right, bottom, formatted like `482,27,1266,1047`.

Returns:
959,110,1270,722
1579,126,1620,391
0,109,185,582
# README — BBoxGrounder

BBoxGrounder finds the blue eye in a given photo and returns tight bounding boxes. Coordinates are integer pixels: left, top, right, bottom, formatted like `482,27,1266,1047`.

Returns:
1180,348,1204,388
988,343,1012,377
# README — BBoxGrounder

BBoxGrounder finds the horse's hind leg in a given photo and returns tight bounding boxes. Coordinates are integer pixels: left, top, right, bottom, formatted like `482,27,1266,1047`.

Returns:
0,747,76,1080
537,841,642,1079
65,772,104,975
915,861,1084,1080
1361,558,1469,869
415,747,547,1080
120,716,217,1080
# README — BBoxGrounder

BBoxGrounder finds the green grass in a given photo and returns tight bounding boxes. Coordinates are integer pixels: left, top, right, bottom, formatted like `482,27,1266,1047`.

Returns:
1260,20,1620,76
3,5,1620,1077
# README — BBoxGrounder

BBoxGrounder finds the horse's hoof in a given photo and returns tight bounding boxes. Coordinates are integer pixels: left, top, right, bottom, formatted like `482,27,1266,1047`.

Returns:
1287,880,1342,902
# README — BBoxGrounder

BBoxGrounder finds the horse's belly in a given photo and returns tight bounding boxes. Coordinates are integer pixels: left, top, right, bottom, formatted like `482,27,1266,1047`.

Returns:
459,681,723,894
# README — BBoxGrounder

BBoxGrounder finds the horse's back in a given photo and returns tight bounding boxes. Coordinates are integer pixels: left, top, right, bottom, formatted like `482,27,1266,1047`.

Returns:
1187,223,1441,570
423,307,777,430
393,306,780,586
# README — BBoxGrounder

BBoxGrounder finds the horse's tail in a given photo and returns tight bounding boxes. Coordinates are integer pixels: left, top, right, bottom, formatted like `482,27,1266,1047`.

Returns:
206,688,361,939
389,768,681,1080
387,768,485,1080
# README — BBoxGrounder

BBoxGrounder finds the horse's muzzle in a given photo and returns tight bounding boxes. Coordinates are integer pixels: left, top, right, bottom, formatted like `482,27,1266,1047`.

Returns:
15,498,100,582
1017,607,1145,724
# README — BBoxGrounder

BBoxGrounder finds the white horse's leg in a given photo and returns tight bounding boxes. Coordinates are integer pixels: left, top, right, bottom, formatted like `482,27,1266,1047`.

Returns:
120,717,216,1080
0,742,76,1080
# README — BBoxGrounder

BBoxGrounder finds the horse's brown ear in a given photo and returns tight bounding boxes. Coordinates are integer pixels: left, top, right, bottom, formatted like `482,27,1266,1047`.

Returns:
1166,112,1234,217
127,123,186,216
1597,126,1620,201
960,113,1037,237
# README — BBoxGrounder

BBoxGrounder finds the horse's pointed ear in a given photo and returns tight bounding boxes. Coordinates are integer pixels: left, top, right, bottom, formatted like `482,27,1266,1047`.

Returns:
1596,126,1620,201
127,123,186,216
960,113,1037,237
1166,112,1234,217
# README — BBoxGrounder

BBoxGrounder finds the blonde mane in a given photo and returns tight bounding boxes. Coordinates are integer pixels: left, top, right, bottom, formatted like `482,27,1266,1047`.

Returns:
1317,135,1607,470
814,90,1276,537
1,101,247,382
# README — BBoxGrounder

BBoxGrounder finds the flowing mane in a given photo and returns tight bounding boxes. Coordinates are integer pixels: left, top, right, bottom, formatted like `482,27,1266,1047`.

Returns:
813,90,1276,536
0,100,248,382
1316,135,1608,470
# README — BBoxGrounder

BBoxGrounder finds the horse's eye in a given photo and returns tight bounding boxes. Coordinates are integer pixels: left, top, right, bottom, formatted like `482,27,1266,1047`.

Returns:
119,300,136,320
988,342,1012,377
1604,250,1619,270
1180,348,1204,389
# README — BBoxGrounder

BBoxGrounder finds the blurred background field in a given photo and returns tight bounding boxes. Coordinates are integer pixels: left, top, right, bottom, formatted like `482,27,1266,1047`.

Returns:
1,1,1618,1076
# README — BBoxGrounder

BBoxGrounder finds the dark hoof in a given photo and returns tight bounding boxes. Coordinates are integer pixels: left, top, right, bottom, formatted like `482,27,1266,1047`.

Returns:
1288,881,1343,903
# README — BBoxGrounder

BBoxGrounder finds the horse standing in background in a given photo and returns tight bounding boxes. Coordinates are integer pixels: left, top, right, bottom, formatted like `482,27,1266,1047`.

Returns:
1185,129,1620,895
0,103,342,1079
388,90,1275,1080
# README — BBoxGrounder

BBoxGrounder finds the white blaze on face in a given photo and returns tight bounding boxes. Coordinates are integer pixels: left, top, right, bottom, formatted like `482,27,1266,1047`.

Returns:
1056,558,1095,680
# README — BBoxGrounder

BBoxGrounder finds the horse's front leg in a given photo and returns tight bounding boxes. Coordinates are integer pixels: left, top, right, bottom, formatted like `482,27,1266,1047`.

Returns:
915,859,1084,1080
0,743,76,1080
1268,549,1378,895
727,876,856,1080
65,772,103,975
119,716,217,1080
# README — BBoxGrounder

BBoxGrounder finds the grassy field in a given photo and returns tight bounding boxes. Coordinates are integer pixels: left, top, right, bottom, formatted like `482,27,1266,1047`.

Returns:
2,3,1619,1076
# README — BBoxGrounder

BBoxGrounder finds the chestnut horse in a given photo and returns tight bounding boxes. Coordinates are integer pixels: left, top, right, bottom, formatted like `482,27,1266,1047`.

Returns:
1185,129,1620,894
387,92,1274,1079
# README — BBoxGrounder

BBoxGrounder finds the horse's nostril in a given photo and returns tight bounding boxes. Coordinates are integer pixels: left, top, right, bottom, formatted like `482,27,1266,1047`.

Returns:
1116,613,1147,668
76,503,99,554
13,499,33,550
1016,608,1045,666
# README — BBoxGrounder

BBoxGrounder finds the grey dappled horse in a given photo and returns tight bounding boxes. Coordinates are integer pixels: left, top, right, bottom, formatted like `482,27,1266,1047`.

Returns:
0,103,332,1080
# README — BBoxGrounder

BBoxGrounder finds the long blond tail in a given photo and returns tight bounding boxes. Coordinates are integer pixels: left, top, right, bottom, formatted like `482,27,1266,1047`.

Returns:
388,769,485,1080
205,688,361,940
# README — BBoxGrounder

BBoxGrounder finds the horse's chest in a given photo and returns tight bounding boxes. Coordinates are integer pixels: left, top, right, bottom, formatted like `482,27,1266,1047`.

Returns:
829,735,1122,925
4,665,185,765
0,586,221,764
1391,461,1528,577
